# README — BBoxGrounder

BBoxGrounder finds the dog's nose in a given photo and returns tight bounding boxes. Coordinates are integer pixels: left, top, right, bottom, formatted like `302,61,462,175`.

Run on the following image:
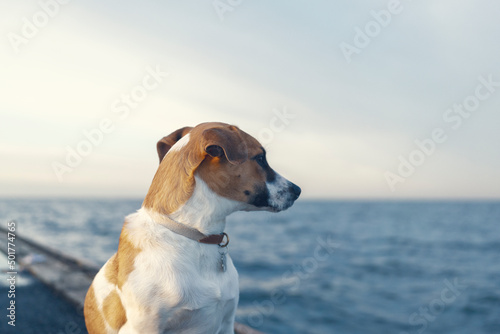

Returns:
290,183,301,200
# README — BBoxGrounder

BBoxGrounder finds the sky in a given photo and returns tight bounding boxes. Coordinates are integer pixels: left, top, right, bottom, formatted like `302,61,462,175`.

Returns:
1,0,499,199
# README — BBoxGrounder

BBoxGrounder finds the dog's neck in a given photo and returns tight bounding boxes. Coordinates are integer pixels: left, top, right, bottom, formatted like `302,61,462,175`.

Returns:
152,176,243,235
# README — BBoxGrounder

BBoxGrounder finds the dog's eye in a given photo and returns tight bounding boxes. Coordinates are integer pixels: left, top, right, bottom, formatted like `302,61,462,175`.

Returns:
254,154,267,168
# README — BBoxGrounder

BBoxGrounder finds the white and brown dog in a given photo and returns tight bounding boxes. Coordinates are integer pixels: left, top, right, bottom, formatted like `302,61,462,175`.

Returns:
84,122,301,333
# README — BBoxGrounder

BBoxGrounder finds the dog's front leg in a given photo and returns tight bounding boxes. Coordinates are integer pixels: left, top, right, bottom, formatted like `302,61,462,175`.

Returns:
217,298,238,334
219,319,236,334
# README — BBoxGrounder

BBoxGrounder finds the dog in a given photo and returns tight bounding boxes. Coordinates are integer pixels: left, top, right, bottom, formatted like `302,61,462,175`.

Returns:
84,122,301,333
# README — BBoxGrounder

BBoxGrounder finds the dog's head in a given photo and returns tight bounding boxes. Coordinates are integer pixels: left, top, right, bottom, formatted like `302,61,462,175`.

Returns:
143,122,301,214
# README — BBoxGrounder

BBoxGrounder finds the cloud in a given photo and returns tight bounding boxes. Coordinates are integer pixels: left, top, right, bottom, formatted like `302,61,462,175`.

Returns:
1,1,499,198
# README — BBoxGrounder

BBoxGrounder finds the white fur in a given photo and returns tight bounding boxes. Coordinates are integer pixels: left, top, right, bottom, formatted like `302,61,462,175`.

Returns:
167,133,190,154
95,177,241,333
267,172,294,211
169,176,245,234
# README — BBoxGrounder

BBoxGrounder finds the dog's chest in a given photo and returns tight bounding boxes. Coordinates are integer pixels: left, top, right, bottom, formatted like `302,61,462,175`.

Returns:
122,237,239,332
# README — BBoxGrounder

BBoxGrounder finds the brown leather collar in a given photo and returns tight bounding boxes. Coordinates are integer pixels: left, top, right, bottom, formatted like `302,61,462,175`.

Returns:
199,233,229,247
161,215,229,247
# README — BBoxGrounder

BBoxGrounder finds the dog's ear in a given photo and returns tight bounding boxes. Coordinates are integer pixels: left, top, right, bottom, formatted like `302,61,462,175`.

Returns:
157,126,193,163
202,126,248,165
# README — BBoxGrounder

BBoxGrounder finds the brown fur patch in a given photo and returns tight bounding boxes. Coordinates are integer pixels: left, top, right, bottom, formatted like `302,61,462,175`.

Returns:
143,122,252,214
84,284,106,334
143,148,198,214
102,290,127,330
105,253,118,285
116,228,142,290
197,128,267,202
84,224,140,333
157,126,193,163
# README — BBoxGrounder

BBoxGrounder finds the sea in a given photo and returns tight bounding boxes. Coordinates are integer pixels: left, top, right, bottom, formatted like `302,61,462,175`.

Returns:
0,199,499,334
